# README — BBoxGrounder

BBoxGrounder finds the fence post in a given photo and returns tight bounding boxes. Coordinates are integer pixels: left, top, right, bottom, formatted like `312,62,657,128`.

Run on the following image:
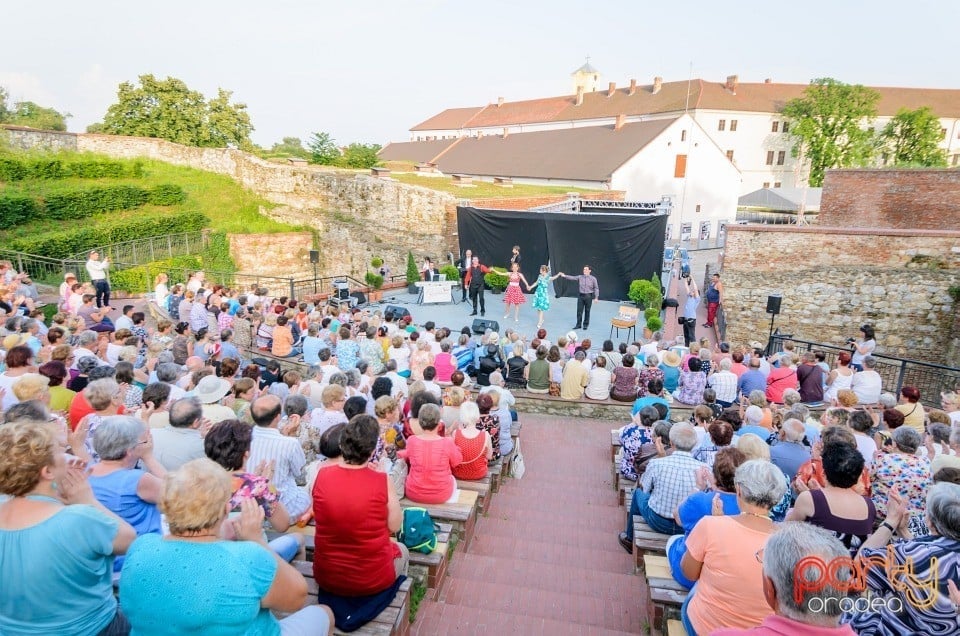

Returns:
149,239,155,262
167,235,173,258
894,361,907,398
289,278,296,299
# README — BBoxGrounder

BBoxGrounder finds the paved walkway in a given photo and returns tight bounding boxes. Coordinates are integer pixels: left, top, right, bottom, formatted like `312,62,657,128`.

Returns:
412,415,644,635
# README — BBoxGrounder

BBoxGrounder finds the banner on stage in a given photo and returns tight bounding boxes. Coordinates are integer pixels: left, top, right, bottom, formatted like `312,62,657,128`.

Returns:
419,281,454,304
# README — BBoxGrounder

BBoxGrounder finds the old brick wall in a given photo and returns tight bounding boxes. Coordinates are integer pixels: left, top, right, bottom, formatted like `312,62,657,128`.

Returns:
2,125,78,151
227,232,314,279
721,225,960,364
820,169,960,231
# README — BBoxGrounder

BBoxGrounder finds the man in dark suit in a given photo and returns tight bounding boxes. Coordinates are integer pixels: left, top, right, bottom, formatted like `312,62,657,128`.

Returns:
464,256,489,316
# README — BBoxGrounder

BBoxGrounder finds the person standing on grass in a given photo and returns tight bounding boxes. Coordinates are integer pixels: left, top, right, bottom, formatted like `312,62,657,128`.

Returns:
85,250,111,310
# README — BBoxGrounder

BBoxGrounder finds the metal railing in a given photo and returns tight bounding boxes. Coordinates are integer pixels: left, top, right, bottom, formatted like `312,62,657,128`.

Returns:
768,332,960,408
66,231,209,264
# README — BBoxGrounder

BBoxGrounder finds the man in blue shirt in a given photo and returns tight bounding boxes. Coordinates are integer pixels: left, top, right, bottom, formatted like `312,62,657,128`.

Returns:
680,276,699,346
769,419,811,483
737,357,767,399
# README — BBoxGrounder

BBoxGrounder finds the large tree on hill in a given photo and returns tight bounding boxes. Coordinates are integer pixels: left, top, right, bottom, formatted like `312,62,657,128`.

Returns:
878,106,948,167
782,78,880,186
94,75,253,148
0,87,70,131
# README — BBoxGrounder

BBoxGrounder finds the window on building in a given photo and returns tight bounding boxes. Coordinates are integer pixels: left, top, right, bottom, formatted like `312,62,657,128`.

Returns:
762,182,770,188
772,121,779,133
726,150,735,161
718,119,726,131
730,120,738,131
777,151,786,165
674,154,687,178
774,182,781,188
696,204,702,213
766,151,775,165
782,121,789,133
681,129,687,141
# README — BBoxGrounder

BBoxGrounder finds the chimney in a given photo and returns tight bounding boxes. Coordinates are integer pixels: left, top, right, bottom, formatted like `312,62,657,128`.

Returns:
652,76,662,94
628,79,637,96
615,114,626,131
607,81,616,97
576,86,584,106
764,78,772,84
497,96,504,107
725,74,739,93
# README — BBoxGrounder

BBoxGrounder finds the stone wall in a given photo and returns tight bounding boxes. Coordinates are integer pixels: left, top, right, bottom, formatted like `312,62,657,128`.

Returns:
2,125,78,151
721,225,960,364
227,232,314,279
820,169,960,231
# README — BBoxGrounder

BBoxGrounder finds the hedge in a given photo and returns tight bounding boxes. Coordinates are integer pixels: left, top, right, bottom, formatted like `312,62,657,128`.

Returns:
0,155,143,181
8,211,208,259
0,195,41,229
40,184,186,220
110,255,203,293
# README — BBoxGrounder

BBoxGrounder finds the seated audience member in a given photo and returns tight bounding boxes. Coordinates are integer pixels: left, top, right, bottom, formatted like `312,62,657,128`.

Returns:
480,383,515,460
674,357,707,405
559,350,590,400
193,374,236,424
119,458,331,635
894,385,925,434
404,390,447,438
39,360,75,413
765,354,798,404
312,415,409,631
693,419,734,468
475,392,502,462
668,447,746,588
151,395,207,470
504,342,527,389
737,356,767,399
794,425,871,496
658,351,682,393
636,354,664,399
203,419,303,562
679,460,787,635
846,482,960,635
795,351,825,403
847,408,878,467
0,420,136,635
584,355,612,400
247,394,310,519
631,378,671,420
849,355,882,405
399,404,463,504
769,418,811,484
433,340,457,383
451,401,493,480
618,406,660,483
89,415,165,572
440,385,466,430
708,358,739,407
870,426,931,537
610,353,640,402
524,345,551,394
712,523,858,636
620,423,706,547
786,441,876,553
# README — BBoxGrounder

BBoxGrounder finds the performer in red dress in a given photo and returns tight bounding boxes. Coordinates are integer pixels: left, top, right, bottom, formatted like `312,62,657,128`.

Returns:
503,262,530,323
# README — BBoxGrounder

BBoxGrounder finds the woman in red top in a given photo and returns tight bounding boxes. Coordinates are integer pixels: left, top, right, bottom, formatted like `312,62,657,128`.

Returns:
432,341,457,384
451,401,492,480
398,403,463,503
312,415,407,597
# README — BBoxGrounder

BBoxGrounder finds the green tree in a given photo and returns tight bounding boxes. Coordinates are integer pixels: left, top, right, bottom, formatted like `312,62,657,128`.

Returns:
95,75,253,148
308,131,340,165
879,107,947,167
269,136,310,158
782,78,880,186
338,143,381,169
0,88,10,122
0,87,70,131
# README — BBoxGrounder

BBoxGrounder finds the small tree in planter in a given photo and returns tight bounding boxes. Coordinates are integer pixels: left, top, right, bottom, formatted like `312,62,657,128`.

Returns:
484,267,509,294
371,256,384,270
644,307,660,323
405,251,419,293
440,264,460,285
365,271,384,289
644,315,663,338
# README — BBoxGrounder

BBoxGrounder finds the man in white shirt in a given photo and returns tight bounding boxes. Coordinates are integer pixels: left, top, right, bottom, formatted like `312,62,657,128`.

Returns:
156,362,188,401
248,394,310,518
84,250,111,309
152,396,207,471
72,330,105,370
850,356,883,405
639,333,661,363
194,375,236,423
383,360,409,398
707,358,739,407
114,305,135,331
421,366,442,399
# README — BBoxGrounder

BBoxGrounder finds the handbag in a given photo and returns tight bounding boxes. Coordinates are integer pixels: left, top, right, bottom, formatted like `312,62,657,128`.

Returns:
510,438,526,479
398,507,438,554
378,454,407,499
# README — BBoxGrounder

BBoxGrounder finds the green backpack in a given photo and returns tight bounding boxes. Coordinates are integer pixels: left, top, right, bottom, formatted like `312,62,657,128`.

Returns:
398,507,437,554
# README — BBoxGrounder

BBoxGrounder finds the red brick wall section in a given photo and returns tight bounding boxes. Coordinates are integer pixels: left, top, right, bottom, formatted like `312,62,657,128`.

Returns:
820,169,960,231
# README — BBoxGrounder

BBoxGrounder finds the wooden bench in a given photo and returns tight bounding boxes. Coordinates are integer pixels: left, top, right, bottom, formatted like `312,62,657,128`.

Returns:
456,474,492,514
488,461,502,493
644,554,689,633
291,560,412,636
632,515,669,574
618,480,635,508
407,523,452,601
451,174,473,186
667,619,688,636
493,176,513,187
611,429,622,462
401,489,479,551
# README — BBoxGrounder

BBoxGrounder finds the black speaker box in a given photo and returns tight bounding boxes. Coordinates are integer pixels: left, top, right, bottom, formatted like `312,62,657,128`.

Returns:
472,318,500,335
350,291,367,306
383,305,411,321
766,295,782,315
309,250,320,264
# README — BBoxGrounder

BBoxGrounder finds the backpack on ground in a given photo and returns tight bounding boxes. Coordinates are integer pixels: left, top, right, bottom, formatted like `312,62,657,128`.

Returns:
398,507,437,554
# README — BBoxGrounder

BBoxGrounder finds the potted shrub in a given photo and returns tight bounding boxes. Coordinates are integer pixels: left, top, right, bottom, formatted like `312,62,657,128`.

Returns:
644,315,663,338
371,256,384,270
440,264,460,286
364,271,384,301
484,267,509,294
628,277,663,310
644,307,660,323
405,251,419,294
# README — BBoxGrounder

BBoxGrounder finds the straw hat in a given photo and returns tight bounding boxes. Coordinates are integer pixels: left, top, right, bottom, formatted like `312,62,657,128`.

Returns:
2,333,30,350
661,351,681,367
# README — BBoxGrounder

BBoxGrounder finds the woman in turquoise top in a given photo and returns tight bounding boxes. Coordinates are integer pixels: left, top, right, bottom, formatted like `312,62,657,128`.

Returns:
526,265,562,330
120,458,333,636
88,415,165,572
0,420,137,636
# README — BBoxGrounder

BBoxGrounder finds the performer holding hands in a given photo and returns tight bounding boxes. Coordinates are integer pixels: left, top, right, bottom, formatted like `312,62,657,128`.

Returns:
527,265,562,330
503,262,530,323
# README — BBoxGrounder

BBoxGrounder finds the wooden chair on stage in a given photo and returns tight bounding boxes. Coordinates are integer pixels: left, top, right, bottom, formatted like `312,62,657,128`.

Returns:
610,305,639,342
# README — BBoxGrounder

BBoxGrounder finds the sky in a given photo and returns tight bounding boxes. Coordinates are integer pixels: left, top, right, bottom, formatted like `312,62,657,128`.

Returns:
2,0,957,149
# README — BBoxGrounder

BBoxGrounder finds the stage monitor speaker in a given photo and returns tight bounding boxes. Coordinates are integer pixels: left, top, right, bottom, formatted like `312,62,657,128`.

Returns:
662,298,679,309
472,318,500,335
309,250,319,264
350,291,367,306
766,294,782,315
383,305,411,321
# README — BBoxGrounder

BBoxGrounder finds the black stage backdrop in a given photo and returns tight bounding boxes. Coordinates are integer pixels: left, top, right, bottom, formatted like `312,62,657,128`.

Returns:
457,206,666,301
456,207,550,292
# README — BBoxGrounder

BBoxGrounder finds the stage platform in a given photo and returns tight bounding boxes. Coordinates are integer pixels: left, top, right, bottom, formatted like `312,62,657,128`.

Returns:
364,288,658,349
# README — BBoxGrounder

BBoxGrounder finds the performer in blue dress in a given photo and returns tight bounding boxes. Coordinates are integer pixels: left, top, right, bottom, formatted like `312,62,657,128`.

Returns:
527,265,562,330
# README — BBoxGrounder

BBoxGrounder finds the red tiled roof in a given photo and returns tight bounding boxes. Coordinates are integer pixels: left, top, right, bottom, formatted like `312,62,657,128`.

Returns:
378,138,460,163
410,80,960,131
410,106,485,131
